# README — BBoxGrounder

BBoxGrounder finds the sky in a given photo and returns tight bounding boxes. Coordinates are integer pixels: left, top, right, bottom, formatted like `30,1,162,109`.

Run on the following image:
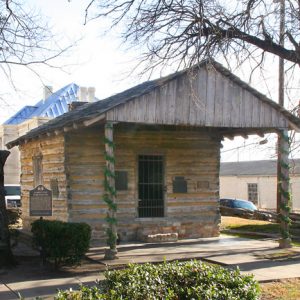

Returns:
0,0,140,122
1,0,299,162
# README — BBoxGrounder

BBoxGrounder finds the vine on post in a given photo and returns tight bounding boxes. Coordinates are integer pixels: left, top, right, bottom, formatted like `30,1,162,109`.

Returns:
278,130,292,248
103,122,118,259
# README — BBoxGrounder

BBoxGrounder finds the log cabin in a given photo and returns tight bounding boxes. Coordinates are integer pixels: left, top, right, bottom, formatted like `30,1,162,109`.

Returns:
7,60,300,244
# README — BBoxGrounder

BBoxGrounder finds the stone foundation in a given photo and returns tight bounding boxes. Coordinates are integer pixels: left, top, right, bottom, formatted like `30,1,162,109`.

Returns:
90,220,220,245
22,216,220,246
142,233,178,243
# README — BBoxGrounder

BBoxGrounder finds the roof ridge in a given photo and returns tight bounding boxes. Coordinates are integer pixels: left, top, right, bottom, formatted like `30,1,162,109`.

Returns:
6,60,300,148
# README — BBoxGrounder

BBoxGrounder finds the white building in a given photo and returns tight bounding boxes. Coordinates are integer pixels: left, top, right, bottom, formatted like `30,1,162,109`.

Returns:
0,84,96,184
220,160,300,212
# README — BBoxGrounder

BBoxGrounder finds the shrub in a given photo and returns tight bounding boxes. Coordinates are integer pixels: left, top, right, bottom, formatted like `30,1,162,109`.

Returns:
7,208,21,225
55,260,260,299
31,219,91,268
56,286,105,300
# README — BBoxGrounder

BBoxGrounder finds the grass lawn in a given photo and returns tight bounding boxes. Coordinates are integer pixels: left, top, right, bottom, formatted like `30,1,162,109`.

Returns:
221,216,300,246
221,216,279,233
221,216,273,229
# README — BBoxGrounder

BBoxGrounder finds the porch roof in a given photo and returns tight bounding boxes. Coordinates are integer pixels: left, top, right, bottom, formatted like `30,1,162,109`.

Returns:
7,60,300,149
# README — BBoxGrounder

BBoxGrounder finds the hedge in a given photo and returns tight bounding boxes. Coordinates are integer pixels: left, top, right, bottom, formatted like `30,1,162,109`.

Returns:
31,219,91,268
55,260,260,299
7,208,21,225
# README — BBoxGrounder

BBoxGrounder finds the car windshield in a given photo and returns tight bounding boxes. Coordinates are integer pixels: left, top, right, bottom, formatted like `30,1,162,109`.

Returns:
5,186,20,196
233,200,257,211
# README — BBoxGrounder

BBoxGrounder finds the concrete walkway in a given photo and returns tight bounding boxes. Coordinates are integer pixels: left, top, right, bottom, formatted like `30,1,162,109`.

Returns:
87,235,300,282
1,235,300,299
0,274,104,300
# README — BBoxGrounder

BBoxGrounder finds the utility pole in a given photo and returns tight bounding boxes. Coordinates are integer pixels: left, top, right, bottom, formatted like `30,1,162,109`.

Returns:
276,0,285,214
275,0,292,248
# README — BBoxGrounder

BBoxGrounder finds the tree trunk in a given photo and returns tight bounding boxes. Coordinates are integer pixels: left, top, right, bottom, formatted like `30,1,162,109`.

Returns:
0,150,15,266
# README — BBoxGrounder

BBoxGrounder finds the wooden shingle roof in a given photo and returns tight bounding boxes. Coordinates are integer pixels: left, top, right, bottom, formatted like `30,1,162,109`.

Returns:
7,60,300,148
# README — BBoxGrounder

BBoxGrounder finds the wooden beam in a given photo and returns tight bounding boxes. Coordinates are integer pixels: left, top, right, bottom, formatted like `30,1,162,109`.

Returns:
63,126,73,132
54,130,62,136
83,114,105,127
288,122,300,132
240,134,248,139
73,122,83,129
257,132,265,138
219,127,284,138
224,135,234,140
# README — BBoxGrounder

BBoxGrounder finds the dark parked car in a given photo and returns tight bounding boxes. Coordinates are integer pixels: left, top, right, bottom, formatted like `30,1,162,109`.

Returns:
220,198,257,211
220,198,276,221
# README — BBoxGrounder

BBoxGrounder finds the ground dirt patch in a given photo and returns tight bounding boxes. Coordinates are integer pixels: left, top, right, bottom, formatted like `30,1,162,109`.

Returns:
260,278,300,300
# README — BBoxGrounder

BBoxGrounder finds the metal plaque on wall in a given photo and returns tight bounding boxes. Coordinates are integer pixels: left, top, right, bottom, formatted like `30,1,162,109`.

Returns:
29,185,52,216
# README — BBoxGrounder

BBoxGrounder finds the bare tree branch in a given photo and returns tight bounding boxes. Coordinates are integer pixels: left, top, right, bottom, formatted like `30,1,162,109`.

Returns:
84,0,300,71
0,0,74,88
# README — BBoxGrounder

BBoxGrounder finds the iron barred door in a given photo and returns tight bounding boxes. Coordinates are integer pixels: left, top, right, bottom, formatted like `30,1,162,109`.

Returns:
138,155,164,217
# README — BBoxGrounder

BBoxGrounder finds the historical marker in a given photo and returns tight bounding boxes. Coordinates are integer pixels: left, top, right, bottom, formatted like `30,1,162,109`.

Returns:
30,185,52,216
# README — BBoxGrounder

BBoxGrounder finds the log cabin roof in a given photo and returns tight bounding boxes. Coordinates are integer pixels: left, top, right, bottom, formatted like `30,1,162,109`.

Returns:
7,60,300,148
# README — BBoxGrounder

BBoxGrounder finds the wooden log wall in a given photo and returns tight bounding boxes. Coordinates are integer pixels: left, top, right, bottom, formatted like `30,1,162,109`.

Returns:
20,135,68,229
65,124,221,243
65,127,106,241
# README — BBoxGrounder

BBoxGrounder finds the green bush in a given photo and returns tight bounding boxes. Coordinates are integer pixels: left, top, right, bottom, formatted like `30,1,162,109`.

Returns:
7,208,21,225
55,260,260,299
31,219,91,268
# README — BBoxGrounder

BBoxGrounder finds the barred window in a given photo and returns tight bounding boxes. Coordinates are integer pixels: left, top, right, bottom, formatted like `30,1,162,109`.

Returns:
248,183,258,204
138,155,164,218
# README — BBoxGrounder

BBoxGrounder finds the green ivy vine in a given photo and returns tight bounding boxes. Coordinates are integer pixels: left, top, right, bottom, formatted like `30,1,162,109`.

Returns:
103,123,118,249
278,130,291,240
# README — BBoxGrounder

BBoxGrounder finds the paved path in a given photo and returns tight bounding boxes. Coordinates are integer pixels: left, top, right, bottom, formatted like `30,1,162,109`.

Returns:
87,235,300,282
0,275,104,300
1,235,300,299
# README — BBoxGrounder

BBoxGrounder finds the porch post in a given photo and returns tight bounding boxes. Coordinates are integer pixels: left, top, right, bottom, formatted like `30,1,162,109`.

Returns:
103,122,118,259
278,129,292,248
